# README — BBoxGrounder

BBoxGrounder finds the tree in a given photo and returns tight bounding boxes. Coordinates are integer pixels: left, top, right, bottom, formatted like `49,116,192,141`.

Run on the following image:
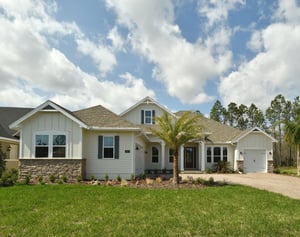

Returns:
236,104,248,130
210,100,226,123
226,102,238,127
247,104,265,129
152,112,202,184
283,116,300,175
0,144,6,177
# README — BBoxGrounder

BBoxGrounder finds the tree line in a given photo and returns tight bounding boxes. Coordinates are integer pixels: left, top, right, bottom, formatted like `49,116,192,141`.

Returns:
209,94,300,167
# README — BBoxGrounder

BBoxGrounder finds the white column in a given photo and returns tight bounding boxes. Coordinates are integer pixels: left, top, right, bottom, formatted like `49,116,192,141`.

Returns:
180,145,184,171
201,141,205,171
161,141,165,170
234,149,239,171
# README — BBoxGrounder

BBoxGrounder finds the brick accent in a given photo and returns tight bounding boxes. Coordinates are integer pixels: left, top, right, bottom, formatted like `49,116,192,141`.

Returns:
267,160,273,173
19,159,86,182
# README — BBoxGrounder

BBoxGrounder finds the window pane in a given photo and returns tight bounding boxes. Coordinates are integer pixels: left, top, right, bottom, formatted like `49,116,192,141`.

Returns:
145,110,152,124
104,148,114,158
169,149,174,163
104,136,114,146
214,147,221,163
145,110,151,116
152,147,158,155
53,147,66,157
36,135,49,145
223,147,228,161
35,147,48,157
207,147,211,162
53,135,66,145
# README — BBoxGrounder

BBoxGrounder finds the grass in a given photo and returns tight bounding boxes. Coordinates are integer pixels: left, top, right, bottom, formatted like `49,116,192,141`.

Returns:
1,185,300,236
277,166,298,176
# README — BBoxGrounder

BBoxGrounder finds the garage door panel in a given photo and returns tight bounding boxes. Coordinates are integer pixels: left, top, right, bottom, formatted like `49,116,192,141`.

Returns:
244,150,266,173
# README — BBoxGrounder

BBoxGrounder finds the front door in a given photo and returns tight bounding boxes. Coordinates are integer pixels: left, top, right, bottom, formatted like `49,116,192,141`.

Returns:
184,147,196,169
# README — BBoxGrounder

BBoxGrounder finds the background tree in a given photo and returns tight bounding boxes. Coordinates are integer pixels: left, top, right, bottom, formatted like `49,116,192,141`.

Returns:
247,104,265,129
210,100,226,123
226,102,238,127
283,115,300,175
152,112,202,184
236,104,248,130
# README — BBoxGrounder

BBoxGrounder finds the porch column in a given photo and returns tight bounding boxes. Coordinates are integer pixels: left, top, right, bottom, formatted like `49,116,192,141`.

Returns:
161,141,165,170
180,145,184,171
201,141,205,171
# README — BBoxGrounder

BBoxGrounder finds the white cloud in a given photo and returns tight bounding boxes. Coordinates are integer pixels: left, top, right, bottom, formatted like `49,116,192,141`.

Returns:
106,0,232,104
219,0,300,109
76,37,117,76
107,26,125,51
0,0,154,112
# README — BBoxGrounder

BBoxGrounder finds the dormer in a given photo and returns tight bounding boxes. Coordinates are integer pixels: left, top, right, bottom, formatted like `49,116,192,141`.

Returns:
120,96,175,125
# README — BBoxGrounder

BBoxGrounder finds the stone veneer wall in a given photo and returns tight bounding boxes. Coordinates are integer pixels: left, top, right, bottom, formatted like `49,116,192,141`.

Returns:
19,159,86,182
236,160,273,173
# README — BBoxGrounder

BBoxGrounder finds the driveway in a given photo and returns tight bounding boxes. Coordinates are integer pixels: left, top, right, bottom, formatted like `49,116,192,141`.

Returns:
180,173,300,200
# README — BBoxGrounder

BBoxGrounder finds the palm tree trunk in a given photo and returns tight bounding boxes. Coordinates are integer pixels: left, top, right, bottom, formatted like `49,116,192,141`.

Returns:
173,150,179,184
297,144,300,176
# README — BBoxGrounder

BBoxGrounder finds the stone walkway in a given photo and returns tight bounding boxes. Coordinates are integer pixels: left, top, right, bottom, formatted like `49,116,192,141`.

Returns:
180,173,300,200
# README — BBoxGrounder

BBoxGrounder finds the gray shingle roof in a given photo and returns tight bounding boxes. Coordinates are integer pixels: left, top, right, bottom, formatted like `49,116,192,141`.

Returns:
0,107,33,139
73,105,138,128
175,111,243,143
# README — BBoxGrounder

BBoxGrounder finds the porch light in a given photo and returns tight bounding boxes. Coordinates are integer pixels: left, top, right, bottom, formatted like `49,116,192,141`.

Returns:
269,151,272,155
239,151,243,155
7,145,11,152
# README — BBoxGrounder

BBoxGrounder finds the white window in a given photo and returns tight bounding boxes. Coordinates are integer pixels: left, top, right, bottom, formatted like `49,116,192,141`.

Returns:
206,146,228,163
141,110,155,124
35,133,66,158
103,136,114,158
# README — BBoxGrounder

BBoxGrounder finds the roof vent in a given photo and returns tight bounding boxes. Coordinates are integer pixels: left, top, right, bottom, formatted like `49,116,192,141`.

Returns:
42,105,55,110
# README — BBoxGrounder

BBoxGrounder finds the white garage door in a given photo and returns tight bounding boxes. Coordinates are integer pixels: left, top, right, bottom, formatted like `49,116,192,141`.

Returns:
244,149,267,173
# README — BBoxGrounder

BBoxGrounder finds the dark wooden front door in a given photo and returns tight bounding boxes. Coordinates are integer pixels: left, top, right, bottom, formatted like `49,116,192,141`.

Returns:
184,147,196,169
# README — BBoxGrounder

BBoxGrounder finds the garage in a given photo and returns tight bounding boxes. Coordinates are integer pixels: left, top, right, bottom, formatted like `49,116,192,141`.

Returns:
244,149,267,173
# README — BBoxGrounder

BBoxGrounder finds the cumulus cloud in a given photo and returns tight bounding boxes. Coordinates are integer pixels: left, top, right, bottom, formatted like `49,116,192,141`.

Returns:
219,0,300,109
0,0,154,112
106,0,234,104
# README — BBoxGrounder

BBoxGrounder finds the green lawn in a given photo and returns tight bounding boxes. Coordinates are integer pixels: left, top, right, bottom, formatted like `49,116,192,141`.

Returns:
277,166,298,176
1,185,300,236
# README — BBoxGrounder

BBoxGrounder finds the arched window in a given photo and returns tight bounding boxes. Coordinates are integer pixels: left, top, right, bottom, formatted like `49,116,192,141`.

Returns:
152,147,159,163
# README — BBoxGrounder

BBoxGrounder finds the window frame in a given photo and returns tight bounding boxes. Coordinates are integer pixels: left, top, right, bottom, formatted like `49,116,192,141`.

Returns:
34,132,67,158
144,110,152,124
206,146,228,163
103,136,115,159
151,146,159,163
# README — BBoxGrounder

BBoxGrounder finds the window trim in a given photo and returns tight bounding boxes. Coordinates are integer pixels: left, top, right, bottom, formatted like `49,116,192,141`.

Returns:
34,131,67,158
206,146,228,163
103,136,114,159
151,146,159,163
144,110,152,124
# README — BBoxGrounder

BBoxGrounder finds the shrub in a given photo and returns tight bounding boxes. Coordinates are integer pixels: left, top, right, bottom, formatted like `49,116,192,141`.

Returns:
76,176,82,183
62,175,67,183
116,175,121,182
204,177,215,186
213,161,232,173
0,168,19,187
90,175,95,181
0,144,6,177
24,174,31,185
130,173,135,181
38,176,44,184
121,179,128,187
273,168,281,174
49,174,56,183
104,173,109,181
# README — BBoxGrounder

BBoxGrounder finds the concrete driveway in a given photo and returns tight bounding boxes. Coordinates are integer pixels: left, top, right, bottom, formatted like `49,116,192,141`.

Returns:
180,173,300,200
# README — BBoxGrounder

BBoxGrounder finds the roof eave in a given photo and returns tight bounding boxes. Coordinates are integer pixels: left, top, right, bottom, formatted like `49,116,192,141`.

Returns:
89,126,141,132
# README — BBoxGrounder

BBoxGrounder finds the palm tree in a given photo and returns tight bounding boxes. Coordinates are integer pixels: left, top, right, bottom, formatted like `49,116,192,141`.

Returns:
284,116,300,175
152,112,202,184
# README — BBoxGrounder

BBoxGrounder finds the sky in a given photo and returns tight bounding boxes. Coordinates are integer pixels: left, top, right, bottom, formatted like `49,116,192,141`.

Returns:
1,0,300,116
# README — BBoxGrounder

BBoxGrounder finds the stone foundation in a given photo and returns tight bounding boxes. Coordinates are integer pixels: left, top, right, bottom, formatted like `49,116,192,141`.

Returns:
267,160,273,173
19,159,86,182
236,160,274,173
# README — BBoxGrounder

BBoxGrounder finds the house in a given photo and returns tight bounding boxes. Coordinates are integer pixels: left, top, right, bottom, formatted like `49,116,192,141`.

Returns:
9,97,276,181
0,107,32,169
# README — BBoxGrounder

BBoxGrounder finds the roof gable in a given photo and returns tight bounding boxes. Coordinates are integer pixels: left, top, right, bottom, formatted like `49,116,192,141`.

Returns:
9,100,88,130
233,127,277,143
120,96,175,117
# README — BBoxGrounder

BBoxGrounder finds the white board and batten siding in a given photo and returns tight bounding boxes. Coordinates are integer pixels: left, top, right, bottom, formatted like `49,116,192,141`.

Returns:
20,112,82,159
238,132,273,173
83,130,135,180
122,103,167,125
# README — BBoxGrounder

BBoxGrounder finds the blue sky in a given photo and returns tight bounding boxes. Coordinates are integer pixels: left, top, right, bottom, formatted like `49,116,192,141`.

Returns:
1,0,300,116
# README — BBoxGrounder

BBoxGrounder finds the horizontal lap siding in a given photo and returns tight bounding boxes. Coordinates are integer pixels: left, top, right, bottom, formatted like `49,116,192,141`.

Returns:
21,112,81,158
83,131,134,179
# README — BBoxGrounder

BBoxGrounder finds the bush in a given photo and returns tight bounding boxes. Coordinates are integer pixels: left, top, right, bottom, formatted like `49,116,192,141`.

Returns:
24,174,31,185
213,161,232,173
76,176,82,183
49,174,56,183
0,144,6,177
104,173,109,181
0,168,18,187
273,168,281,174
62,175,67,183
130,173,135,181
116,175,121,182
